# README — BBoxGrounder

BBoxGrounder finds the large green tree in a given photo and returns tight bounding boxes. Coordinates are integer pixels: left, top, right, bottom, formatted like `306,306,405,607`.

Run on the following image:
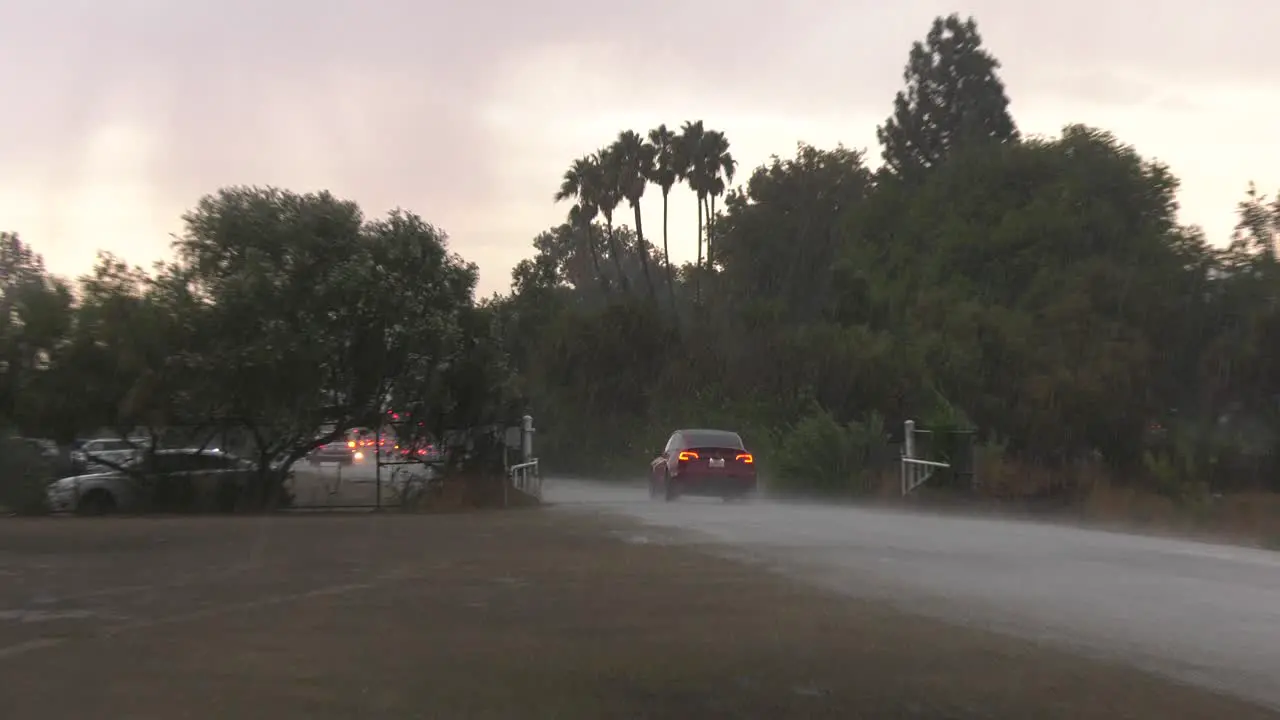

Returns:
698,129,736,269
168,187,479,496
646,124,680,312
594,147,632,294
876,14,1019,180
676,120,708,302
610,130,659,302
0,233,73,430
554,155,610,295
840,125,1197,465
716,143,872,323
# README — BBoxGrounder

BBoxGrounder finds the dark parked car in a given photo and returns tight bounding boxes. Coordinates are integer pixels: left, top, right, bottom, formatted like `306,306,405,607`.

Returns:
649,428,757,502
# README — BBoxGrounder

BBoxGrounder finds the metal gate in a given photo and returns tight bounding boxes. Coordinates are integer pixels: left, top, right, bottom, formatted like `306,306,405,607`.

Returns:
899,420,976,496
285,414,541,510
504,415,542,503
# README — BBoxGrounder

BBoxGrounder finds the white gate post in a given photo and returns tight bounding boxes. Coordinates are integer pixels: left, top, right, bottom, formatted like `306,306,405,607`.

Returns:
902,419,915,496
521,415,534,463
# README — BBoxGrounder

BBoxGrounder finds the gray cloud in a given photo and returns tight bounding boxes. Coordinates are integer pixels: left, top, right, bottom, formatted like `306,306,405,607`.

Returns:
2,0,1278,291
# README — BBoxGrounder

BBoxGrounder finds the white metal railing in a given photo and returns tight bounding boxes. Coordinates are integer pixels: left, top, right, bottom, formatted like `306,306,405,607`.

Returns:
901,456,950,496
509,459,541,500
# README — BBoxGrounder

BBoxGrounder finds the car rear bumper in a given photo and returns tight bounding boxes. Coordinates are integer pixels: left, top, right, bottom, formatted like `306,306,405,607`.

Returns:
670,472,756,497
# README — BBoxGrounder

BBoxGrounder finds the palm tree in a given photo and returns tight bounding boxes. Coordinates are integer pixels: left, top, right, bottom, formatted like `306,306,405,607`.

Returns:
699,130,737,269
595,146,631,294
611,130,658,302
553,155,608,294
675,121,707,303
646,124,679,311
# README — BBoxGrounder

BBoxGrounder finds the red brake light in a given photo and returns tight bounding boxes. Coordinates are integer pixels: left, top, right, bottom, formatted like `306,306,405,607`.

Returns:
736,453,754,464
677,451,699,461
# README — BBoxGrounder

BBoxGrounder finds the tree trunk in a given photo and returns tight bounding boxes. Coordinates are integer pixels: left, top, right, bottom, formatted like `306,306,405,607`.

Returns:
585,224,609,295
662,189,676,314
632,202,656,303
605,219,630,294
695,194,704,305
705,195,716,267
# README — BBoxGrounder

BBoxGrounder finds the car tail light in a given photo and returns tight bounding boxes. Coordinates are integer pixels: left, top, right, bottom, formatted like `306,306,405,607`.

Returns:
347,440,356,448
677,451,699,461
736,453,754,464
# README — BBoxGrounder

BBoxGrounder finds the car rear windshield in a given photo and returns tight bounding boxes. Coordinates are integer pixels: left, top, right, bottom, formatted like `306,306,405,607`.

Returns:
683,431,744,449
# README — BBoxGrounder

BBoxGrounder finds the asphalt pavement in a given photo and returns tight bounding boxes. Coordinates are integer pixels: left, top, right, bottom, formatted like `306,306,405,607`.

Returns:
545,478,1280,710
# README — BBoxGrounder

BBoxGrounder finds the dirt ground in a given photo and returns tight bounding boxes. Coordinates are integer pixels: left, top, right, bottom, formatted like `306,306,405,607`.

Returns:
0,509,1275,720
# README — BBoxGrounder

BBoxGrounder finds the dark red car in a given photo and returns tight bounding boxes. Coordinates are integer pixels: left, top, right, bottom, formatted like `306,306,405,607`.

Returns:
650,428,756,502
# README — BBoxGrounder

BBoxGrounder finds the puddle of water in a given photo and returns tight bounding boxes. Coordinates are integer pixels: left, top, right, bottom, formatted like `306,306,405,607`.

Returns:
791,683,828,698
491,576,529,588
0,608,104,623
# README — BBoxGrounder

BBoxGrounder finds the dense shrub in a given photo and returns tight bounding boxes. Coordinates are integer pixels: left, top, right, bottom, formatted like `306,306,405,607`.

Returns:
0,437,53,515
772,409,889,496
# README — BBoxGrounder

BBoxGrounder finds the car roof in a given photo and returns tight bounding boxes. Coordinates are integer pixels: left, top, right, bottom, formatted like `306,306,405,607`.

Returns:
675,428,744,445
676,428,741,436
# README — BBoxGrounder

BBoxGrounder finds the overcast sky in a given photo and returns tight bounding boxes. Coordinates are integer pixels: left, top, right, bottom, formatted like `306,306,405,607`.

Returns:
2,0,1277,295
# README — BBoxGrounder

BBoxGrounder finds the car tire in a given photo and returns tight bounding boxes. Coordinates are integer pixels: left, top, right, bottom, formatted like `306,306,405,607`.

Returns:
77,490,116,516
663,472,677,502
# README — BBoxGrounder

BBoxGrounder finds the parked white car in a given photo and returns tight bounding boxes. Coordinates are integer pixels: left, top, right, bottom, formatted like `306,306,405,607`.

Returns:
48,448,257,514
70,438,144,472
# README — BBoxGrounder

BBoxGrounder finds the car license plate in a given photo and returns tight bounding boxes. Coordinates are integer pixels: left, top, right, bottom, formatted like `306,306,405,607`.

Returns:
709,458,725,468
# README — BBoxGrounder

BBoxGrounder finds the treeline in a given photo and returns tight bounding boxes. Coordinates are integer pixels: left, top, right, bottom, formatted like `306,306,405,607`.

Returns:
5,14,1279,509
0,189,518,510
490,14,1280,500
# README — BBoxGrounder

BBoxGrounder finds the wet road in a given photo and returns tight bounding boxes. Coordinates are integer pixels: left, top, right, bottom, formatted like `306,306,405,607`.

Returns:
546,478,1280,710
